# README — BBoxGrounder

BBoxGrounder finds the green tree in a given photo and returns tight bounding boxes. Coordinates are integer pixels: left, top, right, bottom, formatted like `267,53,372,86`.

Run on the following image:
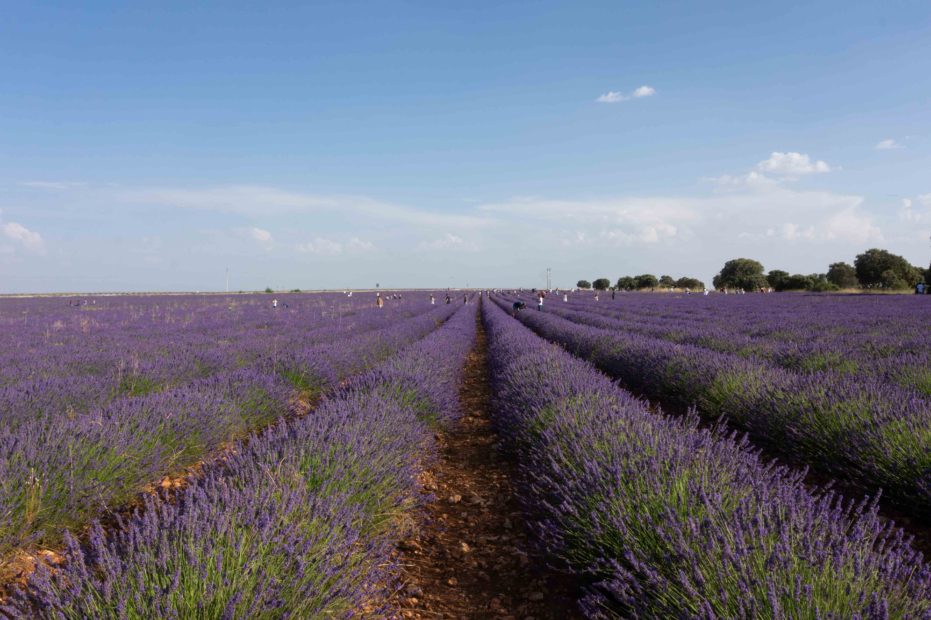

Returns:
826,262,859,288
766,270,789,290
782,274,814,291
592,278,612,291
659,275,676,287
854,248,919,289
880,269,909,290
264,287,274,293
713,258,767,291
675,276,704,290
576,280,592,290
808,275,839,292
635,274,659,289
616,276,636,291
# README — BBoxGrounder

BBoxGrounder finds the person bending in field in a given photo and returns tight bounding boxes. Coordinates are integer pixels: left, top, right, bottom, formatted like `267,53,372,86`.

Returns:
512,300,526,316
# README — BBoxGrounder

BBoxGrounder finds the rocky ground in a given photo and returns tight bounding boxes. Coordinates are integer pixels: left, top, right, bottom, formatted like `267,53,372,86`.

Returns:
385,314,581,619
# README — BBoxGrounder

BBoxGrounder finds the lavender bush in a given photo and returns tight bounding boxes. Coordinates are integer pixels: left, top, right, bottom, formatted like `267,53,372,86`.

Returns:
484,297,931,618
2,299,478,618
506,294,931,519
0,294,453,557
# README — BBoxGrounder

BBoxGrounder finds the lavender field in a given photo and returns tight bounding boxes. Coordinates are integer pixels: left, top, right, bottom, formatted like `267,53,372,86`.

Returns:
1,291,930,618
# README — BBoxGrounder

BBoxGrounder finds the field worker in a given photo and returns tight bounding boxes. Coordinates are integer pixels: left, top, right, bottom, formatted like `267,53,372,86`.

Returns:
512,300,526,316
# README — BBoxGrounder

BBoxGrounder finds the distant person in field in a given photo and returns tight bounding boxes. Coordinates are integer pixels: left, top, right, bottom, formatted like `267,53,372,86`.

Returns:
512,300,526,315
916,282,926,295
563,293,568,302
445,294,451,304
376,292,384,308
430,294,435,305
537,292,544,311
612,290,615,300
272,299,278,308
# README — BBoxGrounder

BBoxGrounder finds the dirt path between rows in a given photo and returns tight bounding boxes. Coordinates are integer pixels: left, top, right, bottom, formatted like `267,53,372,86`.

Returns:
387,308,581,619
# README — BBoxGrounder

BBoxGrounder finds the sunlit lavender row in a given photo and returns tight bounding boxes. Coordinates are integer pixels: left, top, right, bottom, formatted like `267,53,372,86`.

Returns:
0,293,453,557
2,299,477,617
485,296,931,618
552,293,931,396
507,291,931,521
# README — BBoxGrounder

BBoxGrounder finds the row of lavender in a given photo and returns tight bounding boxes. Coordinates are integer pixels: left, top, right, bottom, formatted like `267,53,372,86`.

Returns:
512,294,931,520
556,293,931,396
0,294,454,559
484,297,931,618
0,293,432,418
2,301,478,618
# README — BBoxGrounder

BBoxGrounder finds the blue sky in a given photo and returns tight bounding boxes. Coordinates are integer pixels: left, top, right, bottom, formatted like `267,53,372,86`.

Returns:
1,1,929,292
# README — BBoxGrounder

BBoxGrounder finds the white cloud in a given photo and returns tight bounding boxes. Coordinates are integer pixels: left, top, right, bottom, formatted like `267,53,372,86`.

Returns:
20,181,88,190
296,237,343,256
709,171,780,192
875,138,903,150
900,196,931,223
117,185,491,230
596,85,656,103
417,233,480,252
295,236,375,256
248,227,273,243
479,175,876,257
1,220,46,254
602,222,678,244
596,91,627,103
346,237,375,253
479,197,695,246
756,152,832,176
824,210,883,243
778,222,816,241
632,85,656,98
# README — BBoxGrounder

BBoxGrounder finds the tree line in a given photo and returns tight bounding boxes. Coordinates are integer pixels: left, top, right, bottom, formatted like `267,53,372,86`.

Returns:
712,248,930,292
576,275,706,291
575,248,931,293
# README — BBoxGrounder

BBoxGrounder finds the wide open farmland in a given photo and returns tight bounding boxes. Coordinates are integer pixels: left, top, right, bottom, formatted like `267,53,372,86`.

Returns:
1,291,930,618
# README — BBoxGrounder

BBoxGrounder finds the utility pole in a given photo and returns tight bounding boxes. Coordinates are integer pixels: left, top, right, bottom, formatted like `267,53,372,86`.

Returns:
546,267,552,291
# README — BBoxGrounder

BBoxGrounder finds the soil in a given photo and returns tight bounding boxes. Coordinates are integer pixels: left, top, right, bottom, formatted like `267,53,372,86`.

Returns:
385,307,582,619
